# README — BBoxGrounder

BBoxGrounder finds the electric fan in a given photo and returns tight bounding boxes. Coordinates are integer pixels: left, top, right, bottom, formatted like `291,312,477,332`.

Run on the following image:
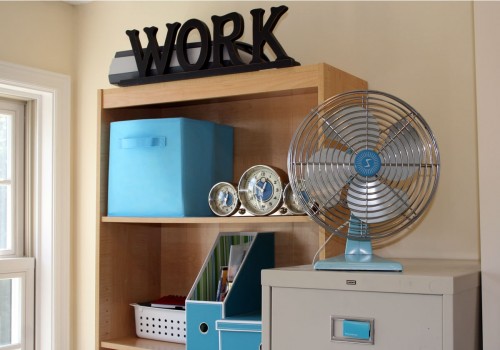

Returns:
288,90,440,271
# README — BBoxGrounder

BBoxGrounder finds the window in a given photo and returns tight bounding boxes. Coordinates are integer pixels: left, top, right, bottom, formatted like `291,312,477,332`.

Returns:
0,99,24,257
0,98,33,350
0,258,34,350
0,60,70,350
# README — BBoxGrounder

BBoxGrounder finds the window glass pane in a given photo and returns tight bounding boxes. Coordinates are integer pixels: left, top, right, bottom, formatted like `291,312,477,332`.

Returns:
0,278,12,345
0,277,21,347
0,115,7,179
0,185,9,251
0,113,12,254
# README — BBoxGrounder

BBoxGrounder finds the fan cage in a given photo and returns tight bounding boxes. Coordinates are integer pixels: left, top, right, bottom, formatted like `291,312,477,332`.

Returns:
288,90,440,240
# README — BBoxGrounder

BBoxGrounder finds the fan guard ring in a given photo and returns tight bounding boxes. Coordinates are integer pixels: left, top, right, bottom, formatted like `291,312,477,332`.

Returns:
288,90,440,240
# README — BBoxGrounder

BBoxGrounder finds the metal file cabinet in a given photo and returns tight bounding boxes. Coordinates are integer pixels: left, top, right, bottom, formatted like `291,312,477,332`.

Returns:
262,259,480,350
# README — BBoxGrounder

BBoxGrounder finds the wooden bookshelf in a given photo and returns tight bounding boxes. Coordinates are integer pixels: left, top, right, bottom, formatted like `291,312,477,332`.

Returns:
97,63,367,349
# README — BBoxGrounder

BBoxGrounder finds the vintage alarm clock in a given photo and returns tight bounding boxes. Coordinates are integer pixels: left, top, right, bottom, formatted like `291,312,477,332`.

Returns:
208,182,241,216
274,183,306,215
237,165,287,216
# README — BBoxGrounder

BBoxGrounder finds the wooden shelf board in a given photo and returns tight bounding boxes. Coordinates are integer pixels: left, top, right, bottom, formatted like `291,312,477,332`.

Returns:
102,215,311,224
101,64,325,109
101,337,185,350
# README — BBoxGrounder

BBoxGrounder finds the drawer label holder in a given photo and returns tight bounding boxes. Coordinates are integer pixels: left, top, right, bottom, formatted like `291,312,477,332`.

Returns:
331,315,374,344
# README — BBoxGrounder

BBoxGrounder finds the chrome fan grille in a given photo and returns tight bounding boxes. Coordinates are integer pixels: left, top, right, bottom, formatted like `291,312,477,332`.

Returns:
288,90,440,240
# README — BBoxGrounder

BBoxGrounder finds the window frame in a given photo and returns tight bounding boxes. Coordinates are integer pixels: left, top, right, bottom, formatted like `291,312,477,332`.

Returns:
0,257,34,350
0,60,70,350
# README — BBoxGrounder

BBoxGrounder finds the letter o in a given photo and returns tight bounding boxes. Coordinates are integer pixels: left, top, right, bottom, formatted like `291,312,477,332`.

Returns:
177,19,211,72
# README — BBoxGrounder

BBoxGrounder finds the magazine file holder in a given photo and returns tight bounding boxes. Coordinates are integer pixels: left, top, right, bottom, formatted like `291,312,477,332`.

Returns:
186,232,274,350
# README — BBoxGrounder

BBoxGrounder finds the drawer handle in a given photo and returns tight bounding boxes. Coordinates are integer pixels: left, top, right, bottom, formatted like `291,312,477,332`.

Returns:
120,136,166,149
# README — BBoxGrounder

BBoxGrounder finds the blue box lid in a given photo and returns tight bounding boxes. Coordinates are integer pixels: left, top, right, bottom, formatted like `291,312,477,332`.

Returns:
216,313,261,332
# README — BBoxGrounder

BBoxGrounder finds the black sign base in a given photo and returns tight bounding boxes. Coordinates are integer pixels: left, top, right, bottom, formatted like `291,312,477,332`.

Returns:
115,59,299,87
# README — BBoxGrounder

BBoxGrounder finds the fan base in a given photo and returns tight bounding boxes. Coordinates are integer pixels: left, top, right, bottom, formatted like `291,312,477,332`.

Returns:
314,254,403,271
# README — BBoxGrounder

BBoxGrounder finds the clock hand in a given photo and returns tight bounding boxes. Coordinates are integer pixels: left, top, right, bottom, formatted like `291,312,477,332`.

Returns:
255,182,264,192
256,192,264,206
254,184,264,203
258,180,268,201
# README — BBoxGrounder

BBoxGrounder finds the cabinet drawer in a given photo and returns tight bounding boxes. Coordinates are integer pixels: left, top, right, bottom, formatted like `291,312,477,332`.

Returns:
271,287,442,350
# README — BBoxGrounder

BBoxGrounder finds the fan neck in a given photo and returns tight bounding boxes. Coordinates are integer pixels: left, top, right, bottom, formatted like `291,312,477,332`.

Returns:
345,215,373,255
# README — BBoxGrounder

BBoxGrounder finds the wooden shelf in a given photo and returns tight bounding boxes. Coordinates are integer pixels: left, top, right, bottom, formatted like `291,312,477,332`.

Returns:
102,215,311,224
101,337,184,350
101,64,342,109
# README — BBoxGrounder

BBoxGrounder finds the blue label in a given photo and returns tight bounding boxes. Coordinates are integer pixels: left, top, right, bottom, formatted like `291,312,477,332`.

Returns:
343,320,371,340
354,149,381,177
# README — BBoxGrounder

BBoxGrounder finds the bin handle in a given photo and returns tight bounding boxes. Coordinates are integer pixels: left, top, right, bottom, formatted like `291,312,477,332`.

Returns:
120,136,166,149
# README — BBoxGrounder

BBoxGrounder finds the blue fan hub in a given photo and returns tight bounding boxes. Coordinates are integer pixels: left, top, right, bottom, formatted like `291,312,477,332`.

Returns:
354,149,381,177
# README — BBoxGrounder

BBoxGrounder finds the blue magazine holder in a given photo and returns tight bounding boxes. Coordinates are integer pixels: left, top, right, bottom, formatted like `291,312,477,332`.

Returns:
186,232,274,350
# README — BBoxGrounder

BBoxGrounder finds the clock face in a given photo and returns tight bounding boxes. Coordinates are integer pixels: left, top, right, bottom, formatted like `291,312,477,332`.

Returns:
283,183,305,215
208,182,240,216
238,165,284,216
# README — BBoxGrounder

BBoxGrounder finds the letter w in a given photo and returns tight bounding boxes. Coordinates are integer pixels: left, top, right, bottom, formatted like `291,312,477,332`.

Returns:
126,23,181,77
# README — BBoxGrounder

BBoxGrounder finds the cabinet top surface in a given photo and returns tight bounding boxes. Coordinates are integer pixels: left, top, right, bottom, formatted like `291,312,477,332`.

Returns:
100,63,366,109
262,259,480,295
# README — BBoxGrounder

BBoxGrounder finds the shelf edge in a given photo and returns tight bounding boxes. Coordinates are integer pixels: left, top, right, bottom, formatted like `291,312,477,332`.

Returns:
101,337,185,350
101,64,325,109
101,215,311,224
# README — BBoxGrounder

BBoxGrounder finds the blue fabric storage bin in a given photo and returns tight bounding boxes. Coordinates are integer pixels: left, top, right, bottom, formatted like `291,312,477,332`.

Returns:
107,117,233,217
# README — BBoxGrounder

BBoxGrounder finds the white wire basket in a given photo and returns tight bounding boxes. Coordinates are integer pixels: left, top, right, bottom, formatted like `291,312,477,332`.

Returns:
131,303,186,343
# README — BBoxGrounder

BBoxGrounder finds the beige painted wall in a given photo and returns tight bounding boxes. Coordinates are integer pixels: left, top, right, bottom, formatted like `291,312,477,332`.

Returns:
74,1,478,349
0,1,75,75
474,2,500,348
0,1,484,349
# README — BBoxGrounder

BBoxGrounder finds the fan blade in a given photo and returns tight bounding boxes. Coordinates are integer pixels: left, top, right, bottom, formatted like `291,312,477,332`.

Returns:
379,119,423,181
304,148,354,207
321,106,381,152
347,178,409,223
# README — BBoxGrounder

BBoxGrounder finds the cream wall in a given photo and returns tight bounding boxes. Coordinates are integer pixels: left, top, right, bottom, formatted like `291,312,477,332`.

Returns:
0,1,484,349
474,2,500,348
0,2,75,75
74,2,479,349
